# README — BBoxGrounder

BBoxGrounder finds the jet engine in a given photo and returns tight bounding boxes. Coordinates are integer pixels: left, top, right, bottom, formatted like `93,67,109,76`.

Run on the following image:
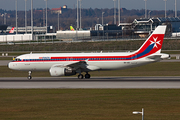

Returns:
49,66,76,77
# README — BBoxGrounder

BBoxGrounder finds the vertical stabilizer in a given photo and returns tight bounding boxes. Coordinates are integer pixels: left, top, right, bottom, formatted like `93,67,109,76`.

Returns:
9,27,15,33
70,26,75,31
137,25,167,55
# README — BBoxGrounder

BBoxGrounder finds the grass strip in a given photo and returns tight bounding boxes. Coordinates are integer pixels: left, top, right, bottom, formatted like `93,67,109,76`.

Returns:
0,89,180,120
1,39,180,52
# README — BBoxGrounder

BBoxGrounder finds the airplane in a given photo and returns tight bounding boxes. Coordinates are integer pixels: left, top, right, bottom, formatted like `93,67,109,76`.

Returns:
70,26,75,31
9,27,15,33
8,25,170,80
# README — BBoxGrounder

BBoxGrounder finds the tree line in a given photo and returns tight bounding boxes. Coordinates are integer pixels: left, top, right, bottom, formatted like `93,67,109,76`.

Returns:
0,8,178,31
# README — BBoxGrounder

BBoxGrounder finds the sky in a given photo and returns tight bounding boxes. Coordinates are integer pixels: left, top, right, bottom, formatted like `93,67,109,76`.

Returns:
0,0,179,11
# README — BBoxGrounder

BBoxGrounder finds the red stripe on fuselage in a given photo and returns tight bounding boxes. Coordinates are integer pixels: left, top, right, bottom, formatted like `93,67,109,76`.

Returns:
13,34,165,63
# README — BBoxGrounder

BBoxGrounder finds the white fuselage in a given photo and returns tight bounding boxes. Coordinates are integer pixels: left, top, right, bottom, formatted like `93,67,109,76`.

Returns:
8,52,158,72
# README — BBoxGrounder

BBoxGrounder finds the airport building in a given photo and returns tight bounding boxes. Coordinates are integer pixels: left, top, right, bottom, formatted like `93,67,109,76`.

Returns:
51,5,68,14
132,17,180,37
56,30,91,41
0,25,54,42
1,17,180,43
91,17,180,38
0,34,33,43
6,26,49,34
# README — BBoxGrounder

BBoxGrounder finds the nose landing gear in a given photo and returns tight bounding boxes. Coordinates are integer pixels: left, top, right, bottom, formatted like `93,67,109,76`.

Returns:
28,71,32,80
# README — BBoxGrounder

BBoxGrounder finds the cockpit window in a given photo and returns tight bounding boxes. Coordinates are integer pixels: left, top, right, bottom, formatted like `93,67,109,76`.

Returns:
14,58,21,61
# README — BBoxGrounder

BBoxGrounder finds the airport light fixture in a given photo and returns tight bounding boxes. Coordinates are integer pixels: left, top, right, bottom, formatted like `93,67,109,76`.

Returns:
133,108,144,120
15,0,18,34
102,12,105,26
102,12,105,39
148,11,151,19
31,0,33,40
175,0,177,18
144,0,147,19
97,18,99,24
164,0,167,18
4,13,7,25
77,0,79,30
44,0,48,34
118,0,121,25
79,0,82,29
58,12,59,31
113,0,116,25
25,0,27,34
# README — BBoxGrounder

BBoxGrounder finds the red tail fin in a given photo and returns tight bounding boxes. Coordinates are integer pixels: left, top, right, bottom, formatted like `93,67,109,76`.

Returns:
137,25,167,55
129,25,167,60
9,27,15,33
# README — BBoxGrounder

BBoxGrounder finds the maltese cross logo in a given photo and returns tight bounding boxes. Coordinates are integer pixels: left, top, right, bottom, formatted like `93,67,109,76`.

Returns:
150,37,161,48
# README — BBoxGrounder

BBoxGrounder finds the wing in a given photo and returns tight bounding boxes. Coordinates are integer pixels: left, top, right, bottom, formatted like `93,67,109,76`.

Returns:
52,60,100,72
67,60,87,70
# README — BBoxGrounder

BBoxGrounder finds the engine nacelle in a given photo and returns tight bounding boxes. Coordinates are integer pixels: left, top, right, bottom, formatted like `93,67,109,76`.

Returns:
49,66,76,77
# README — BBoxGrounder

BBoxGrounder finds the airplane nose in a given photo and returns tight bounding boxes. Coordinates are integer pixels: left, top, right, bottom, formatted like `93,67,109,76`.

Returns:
8,62,20,70
8,62,15,70
8,62,12,69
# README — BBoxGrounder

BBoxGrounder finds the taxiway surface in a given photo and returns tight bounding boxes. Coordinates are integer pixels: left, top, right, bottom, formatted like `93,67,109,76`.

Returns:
0,77,180,89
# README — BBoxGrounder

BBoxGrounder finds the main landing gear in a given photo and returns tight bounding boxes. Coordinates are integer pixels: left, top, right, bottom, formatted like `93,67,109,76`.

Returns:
28,71,32,80
78,72,91,79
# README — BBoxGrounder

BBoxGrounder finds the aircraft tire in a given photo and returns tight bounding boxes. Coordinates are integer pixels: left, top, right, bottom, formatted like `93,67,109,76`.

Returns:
78,74,84,79
28,76,32,80
85,74,91,79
